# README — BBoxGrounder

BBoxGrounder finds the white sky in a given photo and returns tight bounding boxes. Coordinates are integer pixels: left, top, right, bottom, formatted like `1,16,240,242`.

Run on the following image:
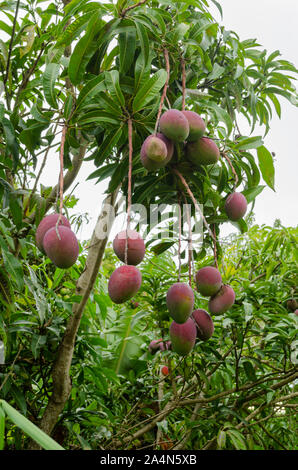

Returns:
0,0,297,243
208,0,298,236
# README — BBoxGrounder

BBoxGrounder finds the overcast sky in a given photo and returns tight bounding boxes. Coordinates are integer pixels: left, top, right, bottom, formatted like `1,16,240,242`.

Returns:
208,0,298,235
1,1,297,242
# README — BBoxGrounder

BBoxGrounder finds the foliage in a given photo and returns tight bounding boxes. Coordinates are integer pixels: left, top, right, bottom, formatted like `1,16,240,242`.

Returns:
0,0,297,450
0,399,64,450
0,220,297,449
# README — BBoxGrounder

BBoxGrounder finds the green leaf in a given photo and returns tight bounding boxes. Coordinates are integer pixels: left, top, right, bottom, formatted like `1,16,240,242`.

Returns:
205,102,233,136
108,155,129,192
208,63,225,81
63,0,88,15
234,64,244,79
0,39,8,66
105,70,125,108
257,145,275,191
227,429,247,450
87,163,117,183
241,185,265,203
76,75,106,110
1,250,24,291
235,136,263,151
78,110,120,126
267,93,281,118
11,385,27,416
265,332,279,341
95,93,124,116
0,405,5,450
31,335,47,359
119,31,136,74
151,240,175,255
64,94,73,120
68,12,104,85
0,400,64,450
217,430,226,449
134,21,149,67
134,49,154,92
42,63,60,109
243,360,257,382
56,10,97,47
266,390,275,404
230,218,248,233
8,192,22,228
92,125,123,168
0,20,12,36
133,69,167,112
1,117,19,169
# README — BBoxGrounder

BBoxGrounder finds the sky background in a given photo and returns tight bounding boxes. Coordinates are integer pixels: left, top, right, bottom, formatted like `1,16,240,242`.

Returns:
208,0,298,234
1,0,298,243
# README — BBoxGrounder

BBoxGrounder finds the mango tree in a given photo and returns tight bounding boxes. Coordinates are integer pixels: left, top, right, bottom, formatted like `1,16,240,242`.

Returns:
0,0,297,449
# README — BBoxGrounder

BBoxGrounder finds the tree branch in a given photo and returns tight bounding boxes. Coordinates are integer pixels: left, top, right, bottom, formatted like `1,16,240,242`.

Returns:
173,168,216,242
108,367,297,449
121,0,148,17
30,188,119,445
172,401,202,450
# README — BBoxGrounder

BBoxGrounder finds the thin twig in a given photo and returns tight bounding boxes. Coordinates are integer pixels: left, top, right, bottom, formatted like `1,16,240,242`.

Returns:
221,152,238,191
13,43,48,113
172,401,201,450
23,121,60,216
58,125,67,217
257,422,287,450
55,124,67,239
212,224,218,269
182,192,192,287
173,168,216,242
121,0,148,17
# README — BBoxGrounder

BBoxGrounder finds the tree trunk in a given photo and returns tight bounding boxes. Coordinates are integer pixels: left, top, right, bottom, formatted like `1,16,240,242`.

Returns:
29,189,119,448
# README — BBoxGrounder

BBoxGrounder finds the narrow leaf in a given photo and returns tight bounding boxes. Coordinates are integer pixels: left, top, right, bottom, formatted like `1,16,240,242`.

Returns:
43,63,60,109
68,12,104,85
217,430,226,449
105,70,125,108
76,75,106,110
235,136,263,151
0,405,5,450
119,31,136,74
56,10,97,47
133,69,167,112
135,21,149,66
208,63,225,80
227,429,247,450
87,128,123,171
0,400,64,450
1,250,24,291
1,117,19,169
241,185,265,203
257,145,275,191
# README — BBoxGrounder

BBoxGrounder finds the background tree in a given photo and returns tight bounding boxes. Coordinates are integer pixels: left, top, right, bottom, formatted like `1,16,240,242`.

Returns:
0,0,297,450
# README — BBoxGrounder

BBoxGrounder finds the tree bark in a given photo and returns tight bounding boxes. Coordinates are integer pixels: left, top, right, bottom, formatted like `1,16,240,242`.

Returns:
29,188,119,447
